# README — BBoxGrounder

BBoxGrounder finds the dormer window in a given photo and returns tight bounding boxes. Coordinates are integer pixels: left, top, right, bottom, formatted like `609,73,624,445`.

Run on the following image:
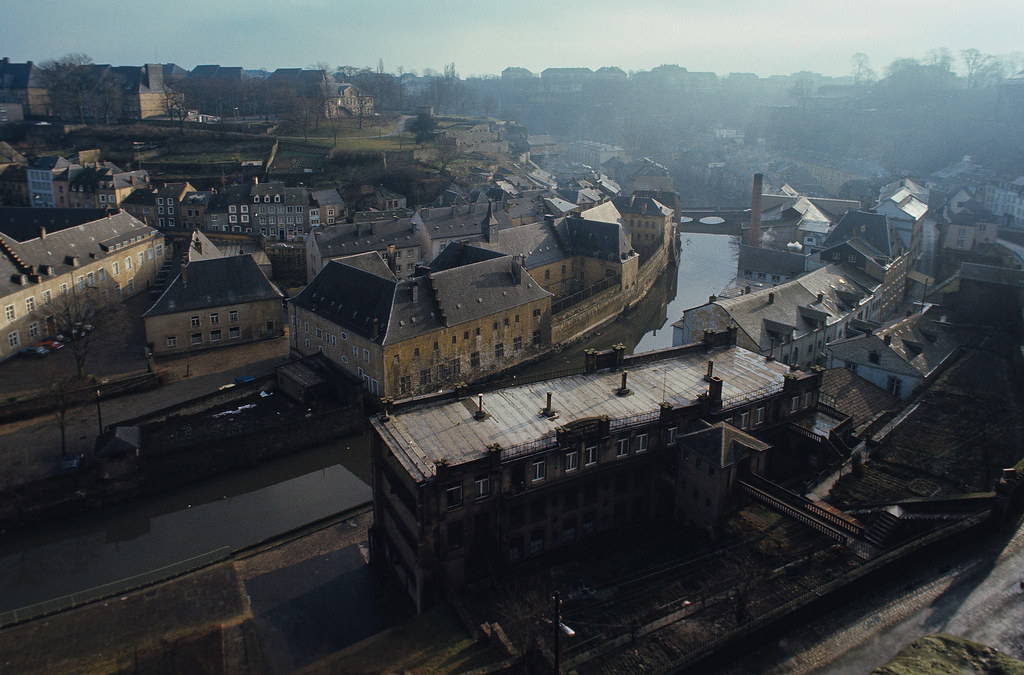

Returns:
253,196,259,203
274,195,281,203
264,195,270,203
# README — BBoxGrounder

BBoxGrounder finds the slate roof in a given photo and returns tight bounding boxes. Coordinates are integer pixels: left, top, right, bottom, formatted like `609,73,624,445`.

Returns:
0,207,109,242
1,210,158,296
612,195,673,218
680,422,771,468
295,250,550,347
291,255,397,341
313,218,430,261
0,59,46,92
737,244,809,276
426,242,506,272
827,308,960,380
479,221,567,269
819,368,898,429
824,210,902,258
689,264,876,349
424,256,550,331
143,255,283,318
310,188,345,208
557,217,633,262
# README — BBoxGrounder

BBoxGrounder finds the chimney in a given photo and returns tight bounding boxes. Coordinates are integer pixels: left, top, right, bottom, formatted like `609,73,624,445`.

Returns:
749,173,763,248
474,394,487,420
707,375,723,408
617,370,631,396
180,263,187,287
411,282,419,303
543,391,555,417
767,292,775,304
704,360,714,382
816,292,824,303
883,334,892,345
39,226,46,240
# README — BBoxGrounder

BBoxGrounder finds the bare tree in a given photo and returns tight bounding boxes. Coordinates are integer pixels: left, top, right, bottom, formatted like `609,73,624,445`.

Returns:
39,53,94,122
38,280,121,379
851,52,875,86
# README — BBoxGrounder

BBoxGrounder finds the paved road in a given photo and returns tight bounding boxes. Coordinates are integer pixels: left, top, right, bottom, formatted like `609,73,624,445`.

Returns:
0,337,290,489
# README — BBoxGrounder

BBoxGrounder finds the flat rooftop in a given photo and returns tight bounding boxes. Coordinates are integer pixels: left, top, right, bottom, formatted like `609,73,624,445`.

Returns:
372,345,793,483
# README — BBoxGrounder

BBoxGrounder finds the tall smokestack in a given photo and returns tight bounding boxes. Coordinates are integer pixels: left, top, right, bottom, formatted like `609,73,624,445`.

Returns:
749,173,763,248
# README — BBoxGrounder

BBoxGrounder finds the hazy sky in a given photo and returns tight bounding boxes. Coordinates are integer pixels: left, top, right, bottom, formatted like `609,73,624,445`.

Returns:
3,0,1022,78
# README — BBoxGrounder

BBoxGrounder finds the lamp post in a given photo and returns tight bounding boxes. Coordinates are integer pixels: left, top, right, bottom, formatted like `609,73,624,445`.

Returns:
553,591,575,673
95,388,103,435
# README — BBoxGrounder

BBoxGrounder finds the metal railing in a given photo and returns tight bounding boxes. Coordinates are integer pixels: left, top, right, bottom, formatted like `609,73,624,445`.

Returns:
0,546,231,629
552,275,619,315
721,382,784,411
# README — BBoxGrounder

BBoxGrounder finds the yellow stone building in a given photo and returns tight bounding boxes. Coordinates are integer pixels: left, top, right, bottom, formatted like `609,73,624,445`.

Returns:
290,249,552,398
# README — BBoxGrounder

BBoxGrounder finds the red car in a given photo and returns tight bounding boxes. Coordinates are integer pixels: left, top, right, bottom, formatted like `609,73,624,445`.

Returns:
34,339,65,351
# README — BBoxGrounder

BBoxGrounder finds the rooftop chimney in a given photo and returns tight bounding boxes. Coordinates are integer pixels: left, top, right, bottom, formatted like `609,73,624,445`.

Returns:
768,292,775,304
749,173,763,248
883,334,892,345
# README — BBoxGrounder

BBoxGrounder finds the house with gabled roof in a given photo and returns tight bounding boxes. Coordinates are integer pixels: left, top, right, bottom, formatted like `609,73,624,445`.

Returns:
0,208,165,359
142,254,284,356
826,306,961,398
672,263,882,369
290,249,552,398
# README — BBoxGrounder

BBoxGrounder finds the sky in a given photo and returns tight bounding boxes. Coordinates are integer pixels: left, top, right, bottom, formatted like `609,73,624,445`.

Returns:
3,0,1022,79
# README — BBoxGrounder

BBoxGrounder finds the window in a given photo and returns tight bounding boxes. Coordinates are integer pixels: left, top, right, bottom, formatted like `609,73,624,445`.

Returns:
419,369,431,386
229,310,239,322
531,459,546,482
513,336,522,352
470,351,480,368
7,331,19,348
494,343,504,359
28,321,39,338
166,336,177,348
617,437,629,457
4,305,14,322
210,329,222,342
637,434,648,453
210,313,219,325
363,348,369,362
739,411,750,429
191,315,200,328
76,276,85,291
755,407,765,425
112,262,119,275
475,475,490,499
229,327,240,339
446,484,463,509
400,375,411,393
413,347,420,357
138,252,144,267
667,427,678,446
24,297,36,314
584,445,598,466
42,289,51,305
565,450,579,472
124,257,132,271
533,330,542,344
790,395,800,412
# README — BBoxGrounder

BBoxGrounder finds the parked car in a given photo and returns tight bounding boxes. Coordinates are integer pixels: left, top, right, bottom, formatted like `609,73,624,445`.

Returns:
18,345,50,357
34,338,64,351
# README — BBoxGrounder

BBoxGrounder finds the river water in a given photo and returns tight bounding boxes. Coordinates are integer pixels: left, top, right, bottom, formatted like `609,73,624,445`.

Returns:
0,233,738,614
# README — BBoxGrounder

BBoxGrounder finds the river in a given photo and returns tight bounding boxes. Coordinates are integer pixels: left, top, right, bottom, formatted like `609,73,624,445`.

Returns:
0,233,739,615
